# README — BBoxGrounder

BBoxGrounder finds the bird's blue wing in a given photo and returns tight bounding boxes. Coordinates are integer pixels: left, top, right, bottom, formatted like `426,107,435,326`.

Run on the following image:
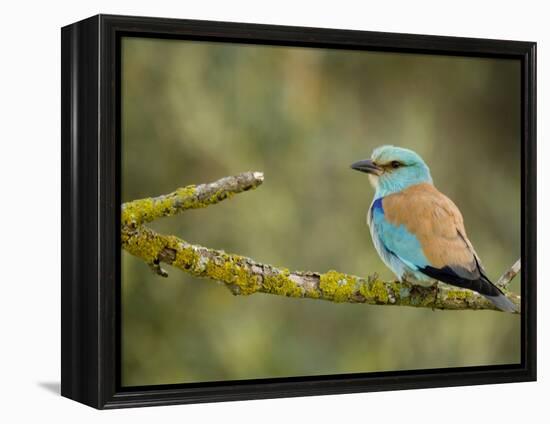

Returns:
369,198,430,277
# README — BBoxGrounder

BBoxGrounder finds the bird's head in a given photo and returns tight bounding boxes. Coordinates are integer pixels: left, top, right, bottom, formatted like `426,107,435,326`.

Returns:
351,145,433,197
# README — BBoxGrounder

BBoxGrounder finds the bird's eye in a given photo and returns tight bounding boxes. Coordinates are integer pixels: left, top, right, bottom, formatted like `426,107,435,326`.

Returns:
391,161,401,169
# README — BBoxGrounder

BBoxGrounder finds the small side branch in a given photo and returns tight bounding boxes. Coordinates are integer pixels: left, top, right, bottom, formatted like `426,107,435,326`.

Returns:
496,259,521,288
121,172,521,313
122,171,264,227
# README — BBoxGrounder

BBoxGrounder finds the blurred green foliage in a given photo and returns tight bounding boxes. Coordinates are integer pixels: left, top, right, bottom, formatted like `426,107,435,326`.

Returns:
121,37,521,386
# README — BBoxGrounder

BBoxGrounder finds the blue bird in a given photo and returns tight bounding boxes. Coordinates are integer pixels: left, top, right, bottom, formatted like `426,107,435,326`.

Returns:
350,145,516,312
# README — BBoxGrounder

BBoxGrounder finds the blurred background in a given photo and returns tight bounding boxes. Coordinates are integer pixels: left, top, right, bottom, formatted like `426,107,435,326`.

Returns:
121,37,521,387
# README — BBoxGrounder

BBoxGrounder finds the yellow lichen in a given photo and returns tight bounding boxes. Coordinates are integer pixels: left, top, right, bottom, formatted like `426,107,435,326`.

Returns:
446,289,472,301
207,189,235,206
173,247,200,271
175,186,197,202
263,269,303,297
319,270,358,303
122,228,167,264
121,186,198,226
204,259,259,295
305,287,321,299
358,278,389,304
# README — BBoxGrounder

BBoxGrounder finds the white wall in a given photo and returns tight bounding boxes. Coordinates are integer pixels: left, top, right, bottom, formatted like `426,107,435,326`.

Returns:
0,0,545,422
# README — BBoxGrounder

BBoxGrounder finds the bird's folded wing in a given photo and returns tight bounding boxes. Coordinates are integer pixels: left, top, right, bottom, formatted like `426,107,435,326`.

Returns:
380,183,482,281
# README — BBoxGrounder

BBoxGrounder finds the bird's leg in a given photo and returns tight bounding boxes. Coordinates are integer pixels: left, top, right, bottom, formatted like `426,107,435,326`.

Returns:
431,281,439,311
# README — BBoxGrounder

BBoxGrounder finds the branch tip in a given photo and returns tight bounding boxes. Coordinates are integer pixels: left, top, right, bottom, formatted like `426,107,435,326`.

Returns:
252,171,264,182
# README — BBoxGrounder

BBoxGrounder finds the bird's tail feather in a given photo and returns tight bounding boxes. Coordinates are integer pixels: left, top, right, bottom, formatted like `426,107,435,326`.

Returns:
483,293,518,313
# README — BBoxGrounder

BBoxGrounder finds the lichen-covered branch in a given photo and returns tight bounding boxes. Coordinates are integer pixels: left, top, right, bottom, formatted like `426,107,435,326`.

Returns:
121,171,264,227
121,172,521,313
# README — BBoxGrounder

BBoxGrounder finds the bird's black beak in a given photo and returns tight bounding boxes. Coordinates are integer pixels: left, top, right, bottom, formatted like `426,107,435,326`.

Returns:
350,159,383,176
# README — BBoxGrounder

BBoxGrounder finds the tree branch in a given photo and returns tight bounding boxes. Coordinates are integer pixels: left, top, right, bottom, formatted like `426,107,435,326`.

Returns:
496,258,521,288
121,172,521,313
122,171,264,227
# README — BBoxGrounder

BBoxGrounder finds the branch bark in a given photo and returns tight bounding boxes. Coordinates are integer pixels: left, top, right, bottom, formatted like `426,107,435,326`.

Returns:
496,258,521,288
121,172,521,313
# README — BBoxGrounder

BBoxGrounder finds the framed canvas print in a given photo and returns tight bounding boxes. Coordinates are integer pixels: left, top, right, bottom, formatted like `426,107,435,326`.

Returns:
61,14,536,409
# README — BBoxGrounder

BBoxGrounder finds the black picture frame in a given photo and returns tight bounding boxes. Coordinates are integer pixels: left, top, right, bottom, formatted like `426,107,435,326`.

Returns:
61,14,537,409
